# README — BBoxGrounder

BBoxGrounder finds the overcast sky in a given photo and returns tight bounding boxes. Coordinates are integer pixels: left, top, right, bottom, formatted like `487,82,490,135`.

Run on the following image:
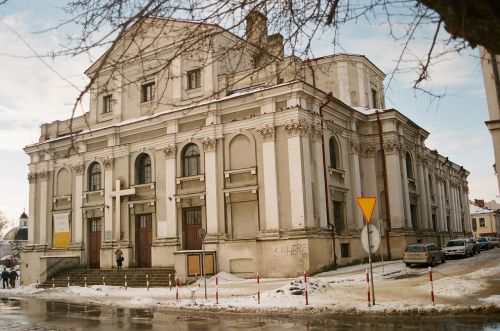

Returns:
0,1,496,229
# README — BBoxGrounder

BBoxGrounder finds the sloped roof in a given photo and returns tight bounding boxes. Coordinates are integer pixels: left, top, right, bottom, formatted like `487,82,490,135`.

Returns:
469,202,493,215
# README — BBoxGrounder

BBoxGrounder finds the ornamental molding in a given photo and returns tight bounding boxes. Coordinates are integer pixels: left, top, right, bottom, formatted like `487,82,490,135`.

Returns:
284,120,309,137
163,145,177,158
202,137,216,151
310,124,323,141
102,157,113,170
72,163,85,175
38,170,49,181
383,139,405,155
351,140,377,157
256,126,276,141
28,173,37,184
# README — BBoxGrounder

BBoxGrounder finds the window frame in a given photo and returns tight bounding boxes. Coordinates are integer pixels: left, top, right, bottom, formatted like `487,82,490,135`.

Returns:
182,144,200,177
187,69,201,90
136,153,152,184
329,137,340,170
479,218,486,227
141,82,155,103
102,95,113,114
88,162,102,191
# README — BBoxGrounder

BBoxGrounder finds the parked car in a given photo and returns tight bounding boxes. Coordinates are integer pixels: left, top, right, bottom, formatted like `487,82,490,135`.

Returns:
403,243,446,267
477,237,492,250
488,236,499,248
442,239,474,258
468,238,480,255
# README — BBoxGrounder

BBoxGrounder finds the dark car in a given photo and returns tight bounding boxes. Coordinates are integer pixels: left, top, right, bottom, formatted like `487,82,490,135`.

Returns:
468,238,480,255
476,237,491,250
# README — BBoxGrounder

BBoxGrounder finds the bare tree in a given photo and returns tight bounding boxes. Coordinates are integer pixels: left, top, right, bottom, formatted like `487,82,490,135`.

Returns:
0,211,9,236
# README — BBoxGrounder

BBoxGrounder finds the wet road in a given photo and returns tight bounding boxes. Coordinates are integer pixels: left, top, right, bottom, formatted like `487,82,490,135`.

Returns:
1,297,499,330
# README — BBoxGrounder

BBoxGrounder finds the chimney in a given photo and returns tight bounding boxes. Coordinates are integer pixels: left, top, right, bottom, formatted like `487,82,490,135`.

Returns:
474,199,485,207
246,10,268,48
268,33,284,59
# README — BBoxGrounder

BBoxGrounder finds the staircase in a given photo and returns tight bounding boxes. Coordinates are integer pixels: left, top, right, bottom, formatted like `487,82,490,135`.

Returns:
39,267,176,288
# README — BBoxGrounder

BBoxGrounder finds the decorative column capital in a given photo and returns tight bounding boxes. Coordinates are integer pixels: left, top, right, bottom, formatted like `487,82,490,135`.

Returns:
38,170,49,181
28,173,37,184
102,157,113,170
72,162,85,175
163,145,177,158
257,126,276,141
284,120,309,137
202,137,216,151
383,139,404,155
310,124,323,141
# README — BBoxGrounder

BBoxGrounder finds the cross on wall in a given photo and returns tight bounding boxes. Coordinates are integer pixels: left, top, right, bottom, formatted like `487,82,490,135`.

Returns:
109,180,135,241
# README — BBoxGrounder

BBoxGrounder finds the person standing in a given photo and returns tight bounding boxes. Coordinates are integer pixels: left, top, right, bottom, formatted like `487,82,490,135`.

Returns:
1,268,9,289
9,269,18,289
115,247,124,270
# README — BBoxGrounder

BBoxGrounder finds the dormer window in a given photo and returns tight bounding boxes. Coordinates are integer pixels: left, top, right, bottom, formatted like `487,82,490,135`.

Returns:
141,82,155,103
103,95,112,113
187,69,201,90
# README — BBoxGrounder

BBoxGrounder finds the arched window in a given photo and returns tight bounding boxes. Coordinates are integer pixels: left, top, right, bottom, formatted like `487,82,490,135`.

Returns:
405,152,414,179
183,144,200,177
329,137,340,169
88,162,101,191
136,153,152,184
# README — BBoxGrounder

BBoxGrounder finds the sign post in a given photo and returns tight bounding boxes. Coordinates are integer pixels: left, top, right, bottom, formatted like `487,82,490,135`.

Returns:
357,196,377,306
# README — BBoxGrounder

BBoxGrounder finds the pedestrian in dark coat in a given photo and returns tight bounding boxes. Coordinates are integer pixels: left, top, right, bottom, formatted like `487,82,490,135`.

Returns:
9,269,18,288
1,268,9,289
115,248,124,270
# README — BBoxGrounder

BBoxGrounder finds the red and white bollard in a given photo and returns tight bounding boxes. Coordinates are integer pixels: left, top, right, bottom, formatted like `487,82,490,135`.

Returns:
124,275,128,290
175,278,179,301
84,276,87,288
257,273,261,304
146,274,149,291
103,276,105,286
304,271,309,306
67,275,70,288
169,274,172,291
215,275,219,304
429,267,435,306
52,277,55,289
366,269,371,307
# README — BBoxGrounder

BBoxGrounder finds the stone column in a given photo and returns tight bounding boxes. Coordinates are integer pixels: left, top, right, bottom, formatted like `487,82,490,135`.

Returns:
203,138,218,235
38,170,49,244
28,173,37,244
285,121,308,228
172,57,182,101
103,158,114,242
337,62,351,105
424,168,433,230
400,153,411,228
163,145,177,238
383,140,405,229
349,140,363,229
311,126,327,228
257,126,280,232
72,163,85,244
416,155,429,229
437,179,447,231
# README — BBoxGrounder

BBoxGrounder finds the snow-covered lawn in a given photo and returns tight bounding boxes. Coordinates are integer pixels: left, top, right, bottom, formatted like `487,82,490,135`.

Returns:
1,255,499,315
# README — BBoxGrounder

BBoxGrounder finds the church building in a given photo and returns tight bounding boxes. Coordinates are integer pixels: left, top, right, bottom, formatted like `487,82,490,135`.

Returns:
22,11,471,284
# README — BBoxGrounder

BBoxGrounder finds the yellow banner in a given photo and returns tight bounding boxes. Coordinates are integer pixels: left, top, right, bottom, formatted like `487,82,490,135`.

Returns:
53,213,70,248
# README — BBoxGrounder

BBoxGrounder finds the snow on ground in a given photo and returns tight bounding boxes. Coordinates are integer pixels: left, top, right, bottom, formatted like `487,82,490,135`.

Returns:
1,254,500,316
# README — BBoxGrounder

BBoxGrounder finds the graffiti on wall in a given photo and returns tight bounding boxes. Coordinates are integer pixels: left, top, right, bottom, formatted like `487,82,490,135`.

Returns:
273,243,309,259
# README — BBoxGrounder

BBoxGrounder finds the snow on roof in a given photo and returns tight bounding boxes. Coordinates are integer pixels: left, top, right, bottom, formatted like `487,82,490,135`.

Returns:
469,202,493,215
351,106,393,115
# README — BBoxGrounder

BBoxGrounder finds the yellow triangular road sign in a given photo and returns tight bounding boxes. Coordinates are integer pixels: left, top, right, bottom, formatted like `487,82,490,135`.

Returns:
356,197,377,224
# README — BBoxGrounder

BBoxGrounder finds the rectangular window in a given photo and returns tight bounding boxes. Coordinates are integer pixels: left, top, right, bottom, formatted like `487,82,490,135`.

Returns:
340,243,350,258
371,88,377,108
102,95,112,113
187,69,201,90
472,218,477,231
479,218,486,227
333,200,344,235
141,82,155,103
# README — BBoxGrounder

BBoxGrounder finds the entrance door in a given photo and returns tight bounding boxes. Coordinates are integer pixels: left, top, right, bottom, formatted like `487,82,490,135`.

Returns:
183,208,202,250
88,218,101,268
136,214,152,267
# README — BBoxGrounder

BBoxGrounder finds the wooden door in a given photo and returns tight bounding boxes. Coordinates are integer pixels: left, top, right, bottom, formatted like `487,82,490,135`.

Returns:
136,214,152,267
183,208,202,250
88,218,101,268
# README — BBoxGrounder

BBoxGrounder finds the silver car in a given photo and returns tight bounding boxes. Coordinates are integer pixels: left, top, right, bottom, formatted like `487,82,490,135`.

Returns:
403,243,446,267
442,239,474,258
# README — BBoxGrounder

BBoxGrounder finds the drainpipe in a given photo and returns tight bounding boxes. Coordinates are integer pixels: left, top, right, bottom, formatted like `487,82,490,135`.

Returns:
320,93,337,269
376,110,392,260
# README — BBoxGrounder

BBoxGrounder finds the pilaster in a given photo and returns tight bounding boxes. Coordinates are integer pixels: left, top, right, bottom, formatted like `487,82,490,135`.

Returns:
73,163,85,244
383,140,404,228
311,125,327,228
38,170,49,244
28,173,37,244
163,145,177,238
203,137,218,234
103,158,114,241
